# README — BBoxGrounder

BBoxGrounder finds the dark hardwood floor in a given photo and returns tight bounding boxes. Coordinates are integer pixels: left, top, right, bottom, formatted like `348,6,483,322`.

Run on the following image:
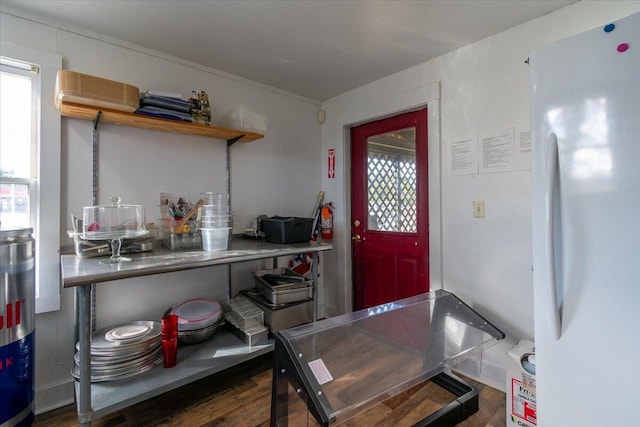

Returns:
34,354,505,426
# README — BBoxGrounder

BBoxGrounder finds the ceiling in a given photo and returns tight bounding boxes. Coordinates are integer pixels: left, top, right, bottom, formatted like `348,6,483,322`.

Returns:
1,0,576,101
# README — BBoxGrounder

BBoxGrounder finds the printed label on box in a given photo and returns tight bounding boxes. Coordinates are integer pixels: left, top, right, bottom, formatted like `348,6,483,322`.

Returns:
511,378,537,426
309,358,333,385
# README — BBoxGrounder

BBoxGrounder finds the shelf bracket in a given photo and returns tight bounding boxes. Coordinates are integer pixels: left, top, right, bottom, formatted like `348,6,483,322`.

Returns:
93,110,102,128
226,135,244,147
90,111,103,336
92,111,102,206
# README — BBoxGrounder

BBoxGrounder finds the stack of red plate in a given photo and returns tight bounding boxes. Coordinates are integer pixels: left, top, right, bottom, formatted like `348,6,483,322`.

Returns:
168,298,224,344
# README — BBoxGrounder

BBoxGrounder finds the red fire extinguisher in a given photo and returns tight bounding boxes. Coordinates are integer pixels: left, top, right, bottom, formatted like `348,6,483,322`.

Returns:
321,203,333,240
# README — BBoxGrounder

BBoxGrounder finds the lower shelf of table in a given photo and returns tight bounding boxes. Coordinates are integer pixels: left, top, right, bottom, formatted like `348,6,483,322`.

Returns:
76,327,274,421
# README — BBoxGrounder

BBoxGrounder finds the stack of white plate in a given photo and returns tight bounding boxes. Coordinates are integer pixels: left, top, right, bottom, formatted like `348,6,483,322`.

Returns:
72,321,162,382
169,298,224,344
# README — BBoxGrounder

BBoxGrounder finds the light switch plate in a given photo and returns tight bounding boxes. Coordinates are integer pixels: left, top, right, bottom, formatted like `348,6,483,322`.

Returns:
473,200,485,218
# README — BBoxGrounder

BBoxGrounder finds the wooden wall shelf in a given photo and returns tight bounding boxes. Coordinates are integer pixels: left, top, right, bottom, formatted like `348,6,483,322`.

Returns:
58,101,264,143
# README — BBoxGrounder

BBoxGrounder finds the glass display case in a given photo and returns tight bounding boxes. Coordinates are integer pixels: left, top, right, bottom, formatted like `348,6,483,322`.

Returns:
271,290,504,426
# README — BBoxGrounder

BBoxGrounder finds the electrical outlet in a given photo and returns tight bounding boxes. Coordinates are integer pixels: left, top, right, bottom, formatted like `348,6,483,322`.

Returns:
473,200,485,218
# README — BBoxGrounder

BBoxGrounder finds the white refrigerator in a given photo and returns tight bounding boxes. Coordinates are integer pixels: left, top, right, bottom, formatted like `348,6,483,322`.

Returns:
530,11,640,427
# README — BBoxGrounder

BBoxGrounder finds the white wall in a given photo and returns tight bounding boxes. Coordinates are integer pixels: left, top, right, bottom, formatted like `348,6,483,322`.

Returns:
320,1,640,390
1,9,322,413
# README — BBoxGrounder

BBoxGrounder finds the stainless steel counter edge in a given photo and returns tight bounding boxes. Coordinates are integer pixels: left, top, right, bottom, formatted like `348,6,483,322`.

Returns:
61,237,332,288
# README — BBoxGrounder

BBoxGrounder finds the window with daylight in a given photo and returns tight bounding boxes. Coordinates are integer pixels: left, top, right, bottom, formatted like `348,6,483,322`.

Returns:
1,42,62,313
1,60,37,228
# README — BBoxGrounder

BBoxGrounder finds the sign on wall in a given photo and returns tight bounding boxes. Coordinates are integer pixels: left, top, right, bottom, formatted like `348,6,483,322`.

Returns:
328,148,336,179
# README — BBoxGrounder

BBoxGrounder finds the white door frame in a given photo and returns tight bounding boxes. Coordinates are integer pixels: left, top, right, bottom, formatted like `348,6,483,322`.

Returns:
326,81,442,315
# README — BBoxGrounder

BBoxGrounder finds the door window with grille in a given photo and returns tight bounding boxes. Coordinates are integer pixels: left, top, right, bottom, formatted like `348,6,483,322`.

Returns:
367,127,416,233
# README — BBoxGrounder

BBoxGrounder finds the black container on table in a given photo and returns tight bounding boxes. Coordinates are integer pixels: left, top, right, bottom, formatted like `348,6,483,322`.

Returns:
261,216,313,244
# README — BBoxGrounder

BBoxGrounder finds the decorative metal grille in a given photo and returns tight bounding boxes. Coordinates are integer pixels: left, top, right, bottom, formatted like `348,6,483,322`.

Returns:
367,150,417,232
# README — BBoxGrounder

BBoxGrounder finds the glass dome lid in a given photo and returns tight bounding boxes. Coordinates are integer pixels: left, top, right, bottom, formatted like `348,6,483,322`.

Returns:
82,196,148,263
82,196,148,241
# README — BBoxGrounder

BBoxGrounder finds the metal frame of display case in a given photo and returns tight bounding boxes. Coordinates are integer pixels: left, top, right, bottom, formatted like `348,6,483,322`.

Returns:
270,290,505,426
272,344,480,427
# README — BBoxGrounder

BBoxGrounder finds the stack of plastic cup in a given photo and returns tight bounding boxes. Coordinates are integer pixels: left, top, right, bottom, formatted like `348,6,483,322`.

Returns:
161,314,178,368
199,193,231,251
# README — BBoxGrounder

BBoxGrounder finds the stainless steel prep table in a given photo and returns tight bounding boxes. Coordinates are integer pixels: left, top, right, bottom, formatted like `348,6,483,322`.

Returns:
61,236,332,426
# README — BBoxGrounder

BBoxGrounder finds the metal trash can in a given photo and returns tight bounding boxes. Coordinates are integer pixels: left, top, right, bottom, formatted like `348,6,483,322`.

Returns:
1,227,36,427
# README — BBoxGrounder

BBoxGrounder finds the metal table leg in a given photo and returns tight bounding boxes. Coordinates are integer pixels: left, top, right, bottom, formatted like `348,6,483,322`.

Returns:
77,285,93,426
311,252,318,321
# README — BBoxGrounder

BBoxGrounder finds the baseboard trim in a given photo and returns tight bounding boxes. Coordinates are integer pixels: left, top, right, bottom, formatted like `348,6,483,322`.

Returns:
35,379,75,415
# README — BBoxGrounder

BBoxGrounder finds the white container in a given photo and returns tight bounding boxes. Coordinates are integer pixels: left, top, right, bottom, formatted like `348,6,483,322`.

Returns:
200,227,230,251
199,212,232,229
507,340,536,427
221,106,267,134
224,295,264,332
200,218,231,229
199,204,230,216
201,192,229,206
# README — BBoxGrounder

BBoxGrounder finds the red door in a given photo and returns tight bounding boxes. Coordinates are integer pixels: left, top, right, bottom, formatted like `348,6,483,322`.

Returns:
351,109,429,310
